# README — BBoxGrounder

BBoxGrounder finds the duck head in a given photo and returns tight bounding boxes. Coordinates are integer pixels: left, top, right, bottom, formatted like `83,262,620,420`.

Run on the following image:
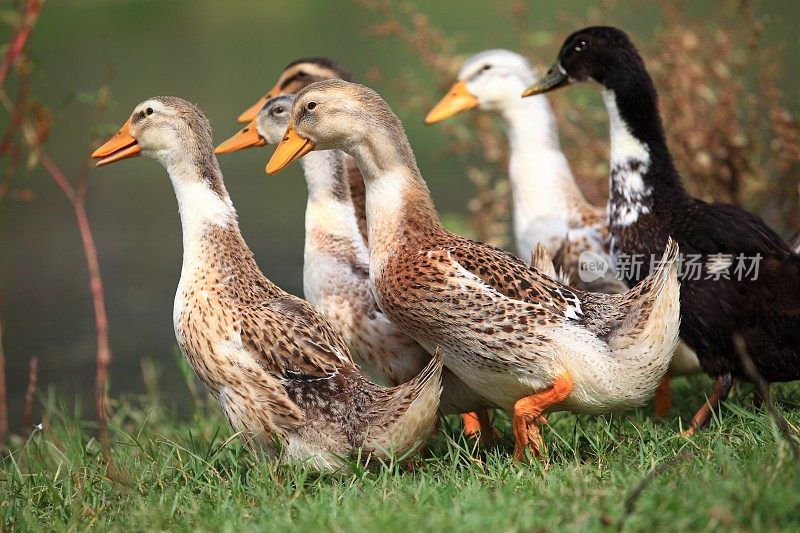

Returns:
92,96,215,169
425,49,537,123
215,95,295,167
236,57,353,123
522,26,645,97
266,79,407,174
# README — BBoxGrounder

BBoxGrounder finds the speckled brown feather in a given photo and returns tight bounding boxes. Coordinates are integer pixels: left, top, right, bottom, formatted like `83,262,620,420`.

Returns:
287,80,682,416
249,96,491,418
115,96,442,471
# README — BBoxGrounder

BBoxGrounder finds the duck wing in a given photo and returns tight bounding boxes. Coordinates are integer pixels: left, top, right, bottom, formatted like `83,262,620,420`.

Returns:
240,295,354,382
677,200,790,257
429,232,586,319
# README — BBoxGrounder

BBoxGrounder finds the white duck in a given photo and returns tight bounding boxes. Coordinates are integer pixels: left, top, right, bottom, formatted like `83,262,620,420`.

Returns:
426,49,624,293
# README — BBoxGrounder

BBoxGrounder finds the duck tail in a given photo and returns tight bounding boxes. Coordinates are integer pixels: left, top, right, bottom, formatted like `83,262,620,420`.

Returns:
552,230,628,294
532,243,571,285
611,237,681,378
361,351,443,461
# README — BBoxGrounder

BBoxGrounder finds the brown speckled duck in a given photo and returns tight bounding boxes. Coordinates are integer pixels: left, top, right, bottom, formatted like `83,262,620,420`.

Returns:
217,95,495,434
266,80,683,459
426,49,700,417
91,96,442,471
235,57,369,242
219,58,497,442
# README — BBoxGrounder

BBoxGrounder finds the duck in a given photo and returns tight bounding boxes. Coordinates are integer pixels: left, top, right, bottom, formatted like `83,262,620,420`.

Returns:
425,48,700,416
236,56,368,242
217,94,496,434
523,26,800,432
221,57,497,441
265,79,683,459
90,96,443,471
425,49,625,295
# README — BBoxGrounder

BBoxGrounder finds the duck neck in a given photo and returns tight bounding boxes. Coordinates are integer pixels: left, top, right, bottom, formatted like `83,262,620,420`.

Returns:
166,152,255,277
348,132,441,268
500,94,586,246
602,72,686,228
301,149,366,250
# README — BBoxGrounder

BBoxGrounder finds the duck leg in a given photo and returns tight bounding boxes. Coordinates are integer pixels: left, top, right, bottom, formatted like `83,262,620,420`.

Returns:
684,373,733,434
513,371,574,460
654,374,672,417
462,410,496,445
752,385,770,409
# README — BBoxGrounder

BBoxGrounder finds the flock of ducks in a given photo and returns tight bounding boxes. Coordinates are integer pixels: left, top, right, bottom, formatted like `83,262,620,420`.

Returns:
91,26,800,471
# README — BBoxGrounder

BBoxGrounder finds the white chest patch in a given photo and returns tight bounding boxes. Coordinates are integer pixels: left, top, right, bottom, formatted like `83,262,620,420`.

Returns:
603,90,653,227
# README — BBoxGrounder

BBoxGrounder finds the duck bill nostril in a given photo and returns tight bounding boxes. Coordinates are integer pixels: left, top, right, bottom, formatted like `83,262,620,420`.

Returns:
215,119,266,154
265,126,315,175
91,118,141,167
522,64,571,98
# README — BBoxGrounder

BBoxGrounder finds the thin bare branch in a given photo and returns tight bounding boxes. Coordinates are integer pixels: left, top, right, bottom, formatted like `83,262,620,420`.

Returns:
0,0,42,88
620,451,693,526
0,0,113,458
40,152,112,456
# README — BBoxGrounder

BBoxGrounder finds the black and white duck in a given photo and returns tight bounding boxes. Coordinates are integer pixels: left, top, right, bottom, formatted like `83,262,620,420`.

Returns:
524,26,800,432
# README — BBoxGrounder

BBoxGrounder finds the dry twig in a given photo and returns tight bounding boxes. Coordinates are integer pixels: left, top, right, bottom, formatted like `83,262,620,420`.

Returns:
620,450,693,526
0,0,113,458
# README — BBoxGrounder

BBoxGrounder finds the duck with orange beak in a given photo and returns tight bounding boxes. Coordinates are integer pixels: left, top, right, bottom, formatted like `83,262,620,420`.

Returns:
90,96,445,471
425,49,623,295
426,49,701,417
266,80,683,461
233,57,368,241
217,93,498,443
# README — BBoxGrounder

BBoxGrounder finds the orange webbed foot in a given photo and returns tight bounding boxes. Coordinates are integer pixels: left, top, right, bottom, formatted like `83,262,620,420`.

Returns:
512,371,574,461
462,410,497,446
513,411,546,460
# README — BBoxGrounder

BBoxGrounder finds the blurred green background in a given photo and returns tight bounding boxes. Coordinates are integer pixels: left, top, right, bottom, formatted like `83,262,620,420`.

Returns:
1,0,798,425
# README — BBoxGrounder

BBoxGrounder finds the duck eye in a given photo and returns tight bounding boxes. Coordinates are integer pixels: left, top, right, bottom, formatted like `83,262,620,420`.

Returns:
145,107,154,116
482,64,492,71
273,106,284,114
297,71,306,78
574,39,588,52
306,101,317,110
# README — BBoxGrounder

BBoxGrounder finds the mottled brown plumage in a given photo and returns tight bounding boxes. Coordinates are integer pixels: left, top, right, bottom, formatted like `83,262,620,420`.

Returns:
94,96,442,471
223,68,497,437
427,49,699,416
270,80,683,458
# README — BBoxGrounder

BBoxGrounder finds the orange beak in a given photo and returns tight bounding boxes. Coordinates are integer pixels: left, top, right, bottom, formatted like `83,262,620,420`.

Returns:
91,118,141,167
424,80,479,124
237,82,282,123
215,120,266,154
265,126,315,174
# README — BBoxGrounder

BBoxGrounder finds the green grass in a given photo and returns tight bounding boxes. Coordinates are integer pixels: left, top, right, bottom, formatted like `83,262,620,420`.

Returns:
2,369,799,532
